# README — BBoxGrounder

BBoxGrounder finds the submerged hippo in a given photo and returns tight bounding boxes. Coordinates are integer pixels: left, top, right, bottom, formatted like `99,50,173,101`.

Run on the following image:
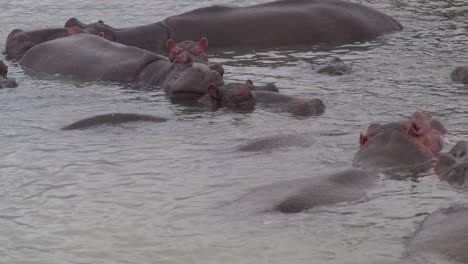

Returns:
237,134,315,152
5,27,83,62
404,206,468,263
253,90,325,116
62,113,168,130
0,60,17,88
19,34,224,100
450,66,468,84
65,0,402,52
436,140,468,188
317,57,352,75
236,112,446,213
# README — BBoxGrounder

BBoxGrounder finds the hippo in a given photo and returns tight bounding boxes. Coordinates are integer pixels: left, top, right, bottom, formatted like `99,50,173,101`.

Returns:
65,0,402,52
62,113,168,130
197,82,256,112
450,66,468,84
353,112,445,173
404,206,468,263
436,141,468,188
4,27,83,62
252,90,325,116
19,34,224,100
197,82,324,115
236,112,446,213
166,37,224,76
0,60,17,88
317,57,352,75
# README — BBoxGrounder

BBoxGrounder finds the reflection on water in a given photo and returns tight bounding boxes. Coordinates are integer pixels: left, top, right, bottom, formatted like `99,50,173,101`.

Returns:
1,0,468,263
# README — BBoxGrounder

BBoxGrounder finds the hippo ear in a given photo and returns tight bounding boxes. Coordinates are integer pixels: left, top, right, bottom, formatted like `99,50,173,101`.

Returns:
166,39,175,50
359,132,368,146
67,27,81,36
199,37,208,50
207,83,221,102
246,79,253,85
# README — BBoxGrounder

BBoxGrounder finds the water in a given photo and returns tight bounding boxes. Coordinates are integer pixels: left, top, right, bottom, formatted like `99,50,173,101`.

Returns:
1,0,468,263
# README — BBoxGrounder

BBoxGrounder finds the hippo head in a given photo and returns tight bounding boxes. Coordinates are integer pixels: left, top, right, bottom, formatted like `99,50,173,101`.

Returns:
245,80,279,93
64,18,114,41
5,27,82,62
450,66,468,84
353,112,445,172
437,141,468,188
165,37,224,77
166,37,209,63
164,52,224,100
206,83,256,112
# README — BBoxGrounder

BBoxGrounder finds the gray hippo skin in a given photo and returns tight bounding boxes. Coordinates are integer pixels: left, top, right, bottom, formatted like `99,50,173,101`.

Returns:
450,66,468,84
253,90,325,116
353,112,445,173
237,112,446,213
62,113,168,130
19,34,224,100
317,57,352,75
0,60,17,88
237,134,315,152
436,141,468,188
237,169,375,214
404,206,468,264
5,27,84,62
65,0,402,51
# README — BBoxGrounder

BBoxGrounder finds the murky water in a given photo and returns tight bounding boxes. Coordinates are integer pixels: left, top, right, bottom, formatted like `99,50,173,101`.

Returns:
1,0,468,263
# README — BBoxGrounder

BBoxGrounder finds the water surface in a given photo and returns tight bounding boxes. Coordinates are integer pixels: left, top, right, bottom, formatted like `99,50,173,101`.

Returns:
1,0,468,263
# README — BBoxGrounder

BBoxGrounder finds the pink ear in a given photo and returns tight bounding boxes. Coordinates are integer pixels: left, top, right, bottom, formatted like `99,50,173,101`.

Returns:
67,27,81,36
199,37,208,50
246,79,253,85
166,39,175,50
359,132,368,146
207,83,220,101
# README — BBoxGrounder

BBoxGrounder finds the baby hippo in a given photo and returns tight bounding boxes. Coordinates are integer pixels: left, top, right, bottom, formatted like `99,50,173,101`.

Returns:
451,66,468,84
0,60,17,88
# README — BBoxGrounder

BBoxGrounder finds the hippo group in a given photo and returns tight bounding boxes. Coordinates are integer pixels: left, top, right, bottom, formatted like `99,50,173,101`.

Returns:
2,0,467,263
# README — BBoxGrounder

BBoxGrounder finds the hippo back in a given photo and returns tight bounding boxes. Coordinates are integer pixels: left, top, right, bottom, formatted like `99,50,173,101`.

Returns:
19,34,163,83
165,0,402,48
